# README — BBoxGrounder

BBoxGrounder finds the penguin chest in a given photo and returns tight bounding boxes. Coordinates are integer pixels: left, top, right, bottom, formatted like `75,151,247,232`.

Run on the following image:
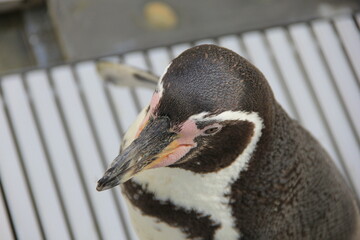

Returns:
122,159,248,240
125,201,189,240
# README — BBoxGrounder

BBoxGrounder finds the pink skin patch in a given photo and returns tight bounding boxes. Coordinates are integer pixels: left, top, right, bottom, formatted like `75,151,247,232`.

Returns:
135,92,161,137
149,120,200,169
150,145,193,168
150,120,222,169
136,90,222,170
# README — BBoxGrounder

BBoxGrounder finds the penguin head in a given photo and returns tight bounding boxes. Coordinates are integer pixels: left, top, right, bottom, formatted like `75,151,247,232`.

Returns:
97,45,275,191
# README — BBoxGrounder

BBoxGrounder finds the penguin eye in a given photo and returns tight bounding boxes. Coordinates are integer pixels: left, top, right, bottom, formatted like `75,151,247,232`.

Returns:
204,126,221,135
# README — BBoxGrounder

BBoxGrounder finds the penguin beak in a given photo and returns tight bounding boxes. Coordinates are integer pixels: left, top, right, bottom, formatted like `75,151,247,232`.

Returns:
96,117,182,191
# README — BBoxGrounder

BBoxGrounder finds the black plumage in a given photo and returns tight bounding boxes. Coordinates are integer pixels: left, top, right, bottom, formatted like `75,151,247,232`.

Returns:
99,45,360,240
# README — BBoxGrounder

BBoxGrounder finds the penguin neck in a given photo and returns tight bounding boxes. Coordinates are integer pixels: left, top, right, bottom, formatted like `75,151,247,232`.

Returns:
229,102,299,196
250,102,282,166
251,102,295,169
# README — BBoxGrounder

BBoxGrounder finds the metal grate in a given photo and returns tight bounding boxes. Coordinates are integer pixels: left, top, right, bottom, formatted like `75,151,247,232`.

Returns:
0,13,359,240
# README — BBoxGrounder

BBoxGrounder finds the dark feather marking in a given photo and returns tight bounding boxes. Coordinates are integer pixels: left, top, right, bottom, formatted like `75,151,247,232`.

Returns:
123,45,360,239
123,181,220,240
172,120,255,173
230,103,359,239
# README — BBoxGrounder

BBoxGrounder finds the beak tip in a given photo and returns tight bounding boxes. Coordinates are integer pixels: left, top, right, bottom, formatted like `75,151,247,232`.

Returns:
96,176,110,192
96,182,104,191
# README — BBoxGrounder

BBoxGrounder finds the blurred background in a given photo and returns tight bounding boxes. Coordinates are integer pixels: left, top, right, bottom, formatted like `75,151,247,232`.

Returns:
0,0,359,240
0,0,358,73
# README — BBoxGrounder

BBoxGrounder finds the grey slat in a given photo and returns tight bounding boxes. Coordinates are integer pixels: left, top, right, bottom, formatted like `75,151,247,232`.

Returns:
0,85,43,240
101,56,140,132
123,52,155,109
356,13,360,31
74,61,133,239
0,184,15,240
170,43,192,58
1,75,70,240
147,47,172,78
1,13,359,240
99,56,142,240
242,31,297,119
334,15,360,83
312,20,360,141
25,70,99,240
50,66,126,240
218,35,247,58
74,62,122,164
289,23,360,197
264,27,340,166
109,78,140,132
194,39,218,45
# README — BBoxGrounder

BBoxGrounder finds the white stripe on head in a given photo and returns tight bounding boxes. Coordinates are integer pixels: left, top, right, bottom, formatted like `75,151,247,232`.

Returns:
130,110,264,240
121,62,172,151
190,110,262,124
156,61,172,98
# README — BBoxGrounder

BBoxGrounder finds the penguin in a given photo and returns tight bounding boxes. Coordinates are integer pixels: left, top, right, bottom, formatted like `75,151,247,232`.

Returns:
97,45,360,240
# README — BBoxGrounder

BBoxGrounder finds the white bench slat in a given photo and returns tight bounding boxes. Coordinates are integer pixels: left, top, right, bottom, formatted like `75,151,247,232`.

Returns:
99,55,144,240
75,61,137,239
265,27,342,173
109,83,139,132
101,56,140,132
25,70,99,240
147,47,172,77
355,13,360,32
0,88,42,240
242,31,297,119
123,52,154,109
170,43,192,58
50,66,126,240
312,20,360,139
1,13,359,240
100,56,142,240
194,39,218,46
146,47,172,97
289,23,360,197
218,35,247,58
1,75,70,240
0,185,14,240
334,15,360,83
75,62,122,163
